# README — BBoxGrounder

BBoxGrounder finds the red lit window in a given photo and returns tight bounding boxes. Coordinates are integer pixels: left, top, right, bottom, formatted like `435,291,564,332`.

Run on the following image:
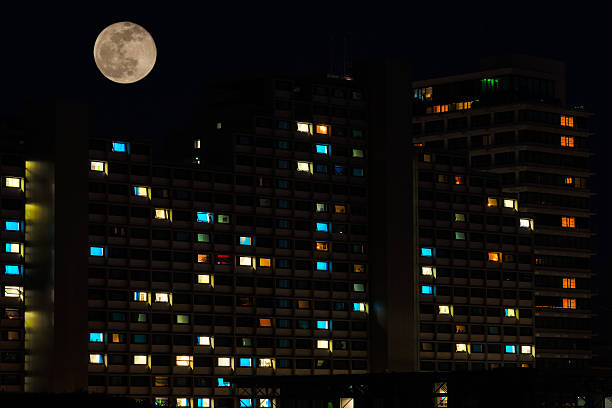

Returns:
216,254,232,265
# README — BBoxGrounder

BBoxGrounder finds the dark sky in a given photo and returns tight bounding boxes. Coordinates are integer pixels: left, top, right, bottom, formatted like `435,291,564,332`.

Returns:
2,3,611,343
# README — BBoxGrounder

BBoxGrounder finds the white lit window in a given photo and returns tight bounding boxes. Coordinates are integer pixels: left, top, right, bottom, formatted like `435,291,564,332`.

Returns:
177,398,189,407
503,199,518,210
217,122,222,129
353,302,367,312
297,122,313,134
259,358,274,368
133,355,147,365
315,203,328,212
198,398,212,408
421,266,436,277
133,291,148,302
520,218,534,229
194,139,201,149
504,308,517,318
260,399,272,408
438,305,450,315
155,208,171,220
217,357,232,367
197,336,211,346
455,343,467,352
297,161,313,173
90,161,106,172
89,354,104,364
176,355,193,367
5,177,22,189
5,243,20,254
197,274,211,284
4,286,22,299
239,256,253,267
520,345,532,354
155,293,170,303
316,340,330,349
133,186,149,197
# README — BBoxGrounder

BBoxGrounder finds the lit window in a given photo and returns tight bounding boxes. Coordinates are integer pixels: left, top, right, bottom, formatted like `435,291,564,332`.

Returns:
521,345,532,354
353,302,367,312
155,292,170,303
155,398,168,406
133,355,147,365
333,204,347,215
353,167,365,177
3,286,22,299
421,266,436,277
177,398,189,407
575,177,587,188
456,343,467,352
316,124,329,135
259,318,272,327
259,358,274,368
503,199,518,210
454,213,465,222
316,222,330,232
5,221,21,231
89,354,104,364
239,358,252,367
563,278,576,289
155,208,171,220
504,308,517,318
505,345,516,354
316,320,330,330
5,243,20,254
4,265,22,275
317,340,330,349
352,149,364,158
197,233,210,242
454,176,464,185
217,214,230,224
197,336,211,346
240,399,253,408
197,254,209,263
560,116,574,127
239,256,253,267
316,261,330,271
437,174,449,183
89,332,103,342
5,177,22,189
133,291,148,302
562,298,577,309
218,378,230,387
217,357,232,367
216,254,231,265
89,246,104,257
421,247,434,257
353,283,365,292
90,160,106,172
297,161,313,173
197,274,211,285
315,241,329,251
194,139,201,149
133,186,150,198
454,232,465,240
520,218,534,229
297,122,313,134
455,325,466,334
176,355,193,367
315,202,328,212
561,217,575,228
176,314,189,324
565,177,574,185
423,153,432,162
196,211,214,223
421,285,433,295
239,236,252,246
112,141,129,152
197,398,212,408
297,300,310,309
487,197,498,207
259,258,271,267
488,252,502,262
438,305,450,315
353,264,365,273
316,144,331,154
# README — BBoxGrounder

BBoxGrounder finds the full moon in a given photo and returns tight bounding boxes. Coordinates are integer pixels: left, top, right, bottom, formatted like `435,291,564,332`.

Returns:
93,22,156,84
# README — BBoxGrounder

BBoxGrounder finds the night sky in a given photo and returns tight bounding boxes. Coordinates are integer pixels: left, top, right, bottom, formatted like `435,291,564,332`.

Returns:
2,3,610,351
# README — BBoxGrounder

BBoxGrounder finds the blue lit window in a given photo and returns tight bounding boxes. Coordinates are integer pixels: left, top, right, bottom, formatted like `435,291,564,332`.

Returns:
316,261,330,271
353,302,366,312
421,285,434,295
260,400,272,408
5,221,21,231
239,236,252,246
112,141,129,152
5,243,20,253
197,399,211,408
352,168,364,177
334,165,346,176
239,358,252,367
315,144,330,154
89,332,103,342
316,320,330,330
132,334,147,344
90,246,104,257
4,265,22,275
315,164,328,174
316,222,330,232
217,378,230,387
239,399,252,407
420,247,434,257
196,212,214,223
472,344,483,353
505,345,516,353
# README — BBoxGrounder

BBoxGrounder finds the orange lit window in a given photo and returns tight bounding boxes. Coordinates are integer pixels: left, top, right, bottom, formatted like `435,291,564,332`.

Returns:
563,278,576,289
112,333,121,343
560,116,574,127
315,241,329,251
561,217,575,228
297,300,310,309
454,176,463,185
259,258,271,267
259,318,272,327
316,124,329,135
562,298,576,309
564,177,573,185
423,153,431,162
488,252,502,262
560,136,574,147
433,105,449,113
353,264,365,273
334,204,347,214
197,254,209,263
414,143,424,147
455,325,466,334
487,197,498,207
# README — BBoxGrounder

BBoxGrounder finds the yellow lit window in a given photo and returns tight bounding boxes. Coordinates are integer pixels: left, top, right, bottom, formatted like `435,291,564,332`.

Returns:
488,252,502,262
438,305,450,315
217,357,231,367
316,124,329,135
487,197,498,207
197,254,209,263
200,399,212,408
133,355,147,365
297,300,310,309
334,204,347,214
4,286,22,299
297,161,313,173
5,177,21,189
316,340,329,349
259,318,272,327
176,355,193,367
565,177,573,185
562,298,576,309
563,278,576,289
455,343,467,352
259,258,271,267
561,217,575,228
422,153,432,163
575,177,586,188
560,116,574,127
455,213,466,222
197,274,211,285
194,139,201,149
177,398,189,407
560,136,575,147
239,256,253,266
454,176,464,185
353,264,365,273
259,358,274,368
90,161,106,172
421,266,435,277
315,241,329,251
154,208,171,220
297,122,313,134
